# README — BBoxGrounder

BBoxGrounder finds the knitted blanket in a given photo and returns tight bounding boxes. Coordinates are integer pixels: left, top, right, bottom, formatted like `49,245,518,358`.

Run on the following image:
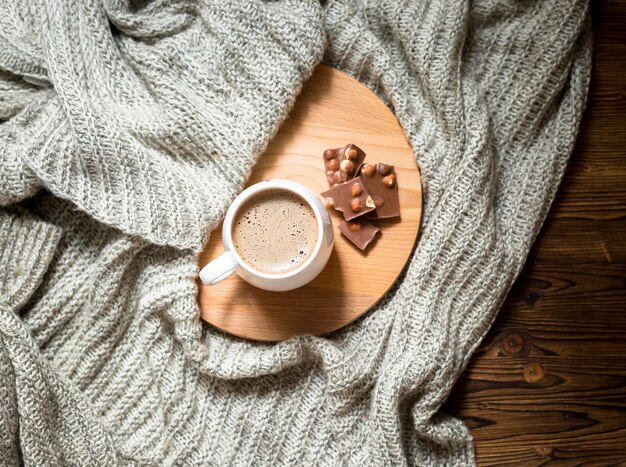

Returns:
0,1,591,465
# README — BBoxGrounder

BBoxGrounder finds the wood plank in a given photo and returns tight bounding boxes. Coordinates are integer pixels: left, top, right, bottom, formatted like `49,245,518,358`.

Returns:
529,218,626,264
448,0,626,464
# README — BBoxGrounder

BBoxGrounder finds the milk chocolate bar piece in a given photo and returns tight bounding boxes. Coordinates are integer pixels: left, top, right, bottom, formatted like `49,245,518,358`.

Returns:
322,147,344,187
322,144,367,187
340,143,366,178
360,163,400,219
320,178,375,221
338,218,380,251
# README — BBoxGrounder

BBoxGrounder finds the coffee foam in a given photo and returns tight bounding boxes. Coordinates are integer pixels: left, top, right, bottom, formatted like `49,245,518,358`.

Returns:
232,190,318,274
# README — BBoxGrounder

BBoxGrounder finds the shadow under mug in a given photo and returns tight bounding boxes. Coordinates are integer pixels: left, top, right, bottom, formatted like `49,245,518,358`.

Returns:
199,180,334,292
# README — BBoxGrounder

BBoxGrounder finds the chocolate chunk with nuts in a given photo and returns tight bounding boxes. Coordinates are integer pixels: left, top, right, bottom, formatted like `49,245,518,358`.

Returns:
320,178,375,221
323,148,344,187
360,163,400,219
322,144,367,187
338,218,380,251
341,144,366,175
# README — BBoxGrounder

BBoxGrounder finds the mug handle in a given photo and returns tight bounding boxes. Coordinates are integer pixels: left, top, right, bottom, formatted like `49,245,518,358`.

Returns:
199,252,237,285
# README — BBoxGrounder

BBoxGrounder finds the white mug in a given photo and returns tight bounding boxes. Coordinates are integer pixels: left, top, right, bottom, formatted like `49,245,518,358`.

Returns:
199,180,334,292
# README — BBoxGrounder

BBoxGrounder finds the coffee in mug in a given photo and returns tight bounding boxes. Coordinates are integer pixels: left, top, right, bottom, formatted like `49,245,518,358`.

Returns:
232,190,318,274
199,180,333,292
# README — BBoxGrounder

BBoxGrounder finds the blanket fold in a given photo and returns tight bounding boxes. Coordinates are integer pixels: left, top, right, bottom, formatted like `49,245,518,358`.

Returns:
0,0,326,250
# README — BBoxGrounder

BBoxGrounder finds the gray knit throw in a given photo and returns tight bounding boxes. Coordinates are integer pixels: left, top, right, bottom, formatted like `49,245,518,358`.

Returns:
0,1,591,465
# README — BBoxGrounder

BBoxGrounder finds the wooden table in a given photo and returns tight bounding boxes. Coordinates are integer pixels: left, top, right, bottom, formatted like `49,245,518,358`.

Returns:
446,2,626,464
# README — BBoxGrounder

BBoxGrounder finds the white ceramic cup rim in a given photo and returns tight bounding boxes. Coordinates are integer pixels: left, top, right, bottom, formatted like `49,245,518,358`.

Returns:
222,180,325,280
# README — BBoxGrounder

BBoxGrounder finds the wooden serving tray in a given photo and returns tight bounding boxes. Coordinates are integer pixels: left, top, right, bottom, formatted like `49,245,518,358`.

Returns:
198,65,422,341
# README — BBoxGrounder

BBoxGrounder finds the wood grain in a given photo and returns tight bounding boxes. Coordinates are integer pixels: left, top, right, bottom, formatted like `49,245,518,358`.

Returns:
446,1,626,464
198,66,422,341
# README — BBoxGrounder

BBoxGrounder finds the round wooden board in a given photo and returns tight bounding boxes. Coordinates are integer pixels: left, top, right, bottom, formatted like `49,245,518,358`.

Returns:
198,65,422,341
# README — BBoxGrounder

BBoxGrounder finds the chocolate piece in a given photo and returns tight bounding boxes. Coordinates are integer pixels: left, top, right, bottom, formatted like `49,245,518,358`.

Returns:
344,146,359,161
360,163,400,219
322,144,367,187
323,147,344,187
340,143,366,179
338,218,380,251
321,178,375,221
